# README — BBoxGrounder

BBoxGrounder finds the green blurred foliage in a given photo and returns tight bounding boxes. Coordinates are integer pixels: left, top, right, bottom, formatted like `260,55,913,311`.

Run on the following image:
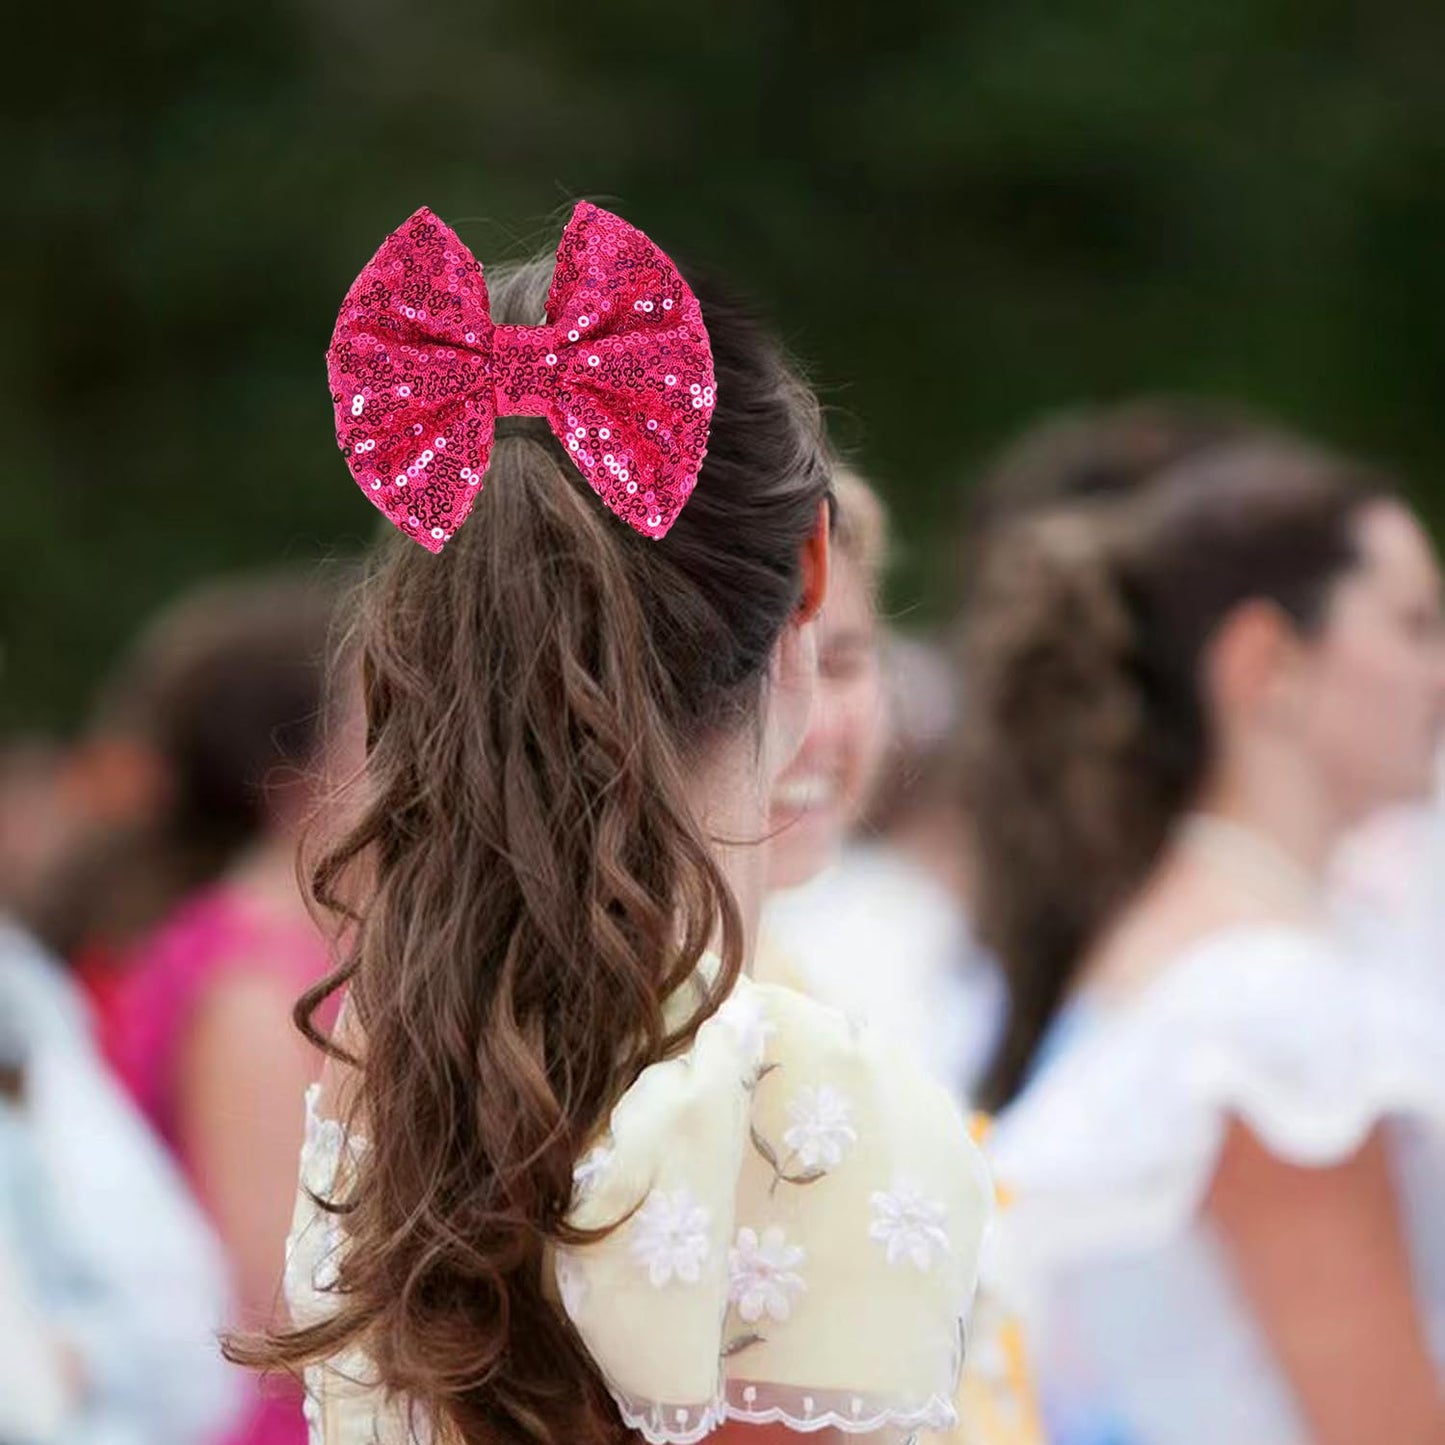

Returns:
5,0,1445,728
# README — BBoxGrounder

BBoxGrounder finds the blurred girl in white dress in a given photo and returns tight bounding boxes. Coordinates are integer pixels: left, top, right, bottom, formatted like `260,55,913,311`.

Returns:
963,434,1445,1445
761,471,999,1097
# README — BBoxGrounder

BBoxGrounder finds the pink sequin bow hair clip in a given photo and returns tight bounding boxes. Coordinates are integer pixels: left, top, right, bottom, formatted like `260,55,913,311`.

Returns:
327,202,716,552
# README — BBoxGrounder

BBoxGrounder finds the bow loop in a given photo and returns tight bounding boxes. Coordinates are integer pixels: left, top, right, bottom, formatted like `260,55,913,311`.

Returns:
327,203,714,552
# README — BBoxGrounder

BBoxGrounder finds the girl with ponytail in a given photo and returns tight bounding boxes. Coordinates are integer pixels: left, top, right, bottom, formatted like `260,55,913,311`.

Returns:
965,433,1445,1444
229,205,992,1445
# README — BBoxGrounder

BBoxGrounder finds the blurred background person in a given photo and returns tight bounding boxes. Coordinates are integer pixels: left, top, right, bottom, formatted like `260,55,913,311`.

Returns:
964,433,1445,1444
964,395,1445,1021
89,570,352,1445
761,469,999,1101
764,470,892,892
5,568,352,1445
18,570,346,981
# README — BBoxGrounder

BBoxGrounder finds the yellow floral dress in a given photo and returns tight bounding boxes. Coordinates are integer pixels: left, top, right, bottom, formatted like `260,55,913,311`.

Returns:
285,963,997,1443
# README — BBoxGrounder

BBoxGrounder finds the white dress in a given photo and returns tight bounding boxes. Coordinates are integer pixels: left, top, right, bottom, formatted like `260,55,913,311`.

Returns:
989,923,1445,1445
285,967,995,1444
762,846,1004,1102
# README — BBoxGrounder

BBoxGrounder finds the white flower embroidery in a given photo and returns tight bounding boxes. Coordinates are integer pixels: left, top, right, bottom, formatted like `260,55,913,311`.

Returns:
713,990,776,1073
782,1085,858,1171
869,1182,952,1271
728,1225,806,1323
572,1145,613,1201
629,1187,712,1287
554,1249,589,1321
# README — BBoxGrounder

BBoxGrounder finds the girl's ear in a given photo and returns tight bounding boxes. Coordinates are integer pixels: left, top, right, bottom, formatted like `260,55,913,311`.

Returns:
1205,598,1300,724
797,498,832,624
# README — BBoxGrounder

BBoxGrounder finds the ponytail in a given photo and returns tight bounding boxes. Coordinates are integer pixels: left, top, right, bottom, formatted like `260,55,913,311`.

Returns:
961,512,1193,1110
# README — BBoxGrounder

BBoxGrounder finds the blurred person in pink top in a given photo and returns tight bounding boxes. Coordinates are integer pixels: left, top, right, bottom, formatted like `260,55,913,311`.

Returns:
84,568,354,1445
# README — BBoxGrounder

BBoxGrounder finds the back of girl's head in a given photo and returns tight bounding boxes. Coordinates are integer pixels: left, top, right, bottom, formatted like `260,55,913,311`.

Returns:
962,433,1394,1110
250,254,831,1441
23,570,344,957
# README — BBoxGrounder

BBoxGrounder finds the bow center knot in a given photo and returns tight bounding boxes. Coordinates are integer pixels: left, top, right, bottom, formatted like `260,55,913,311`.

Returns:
491,324,561,419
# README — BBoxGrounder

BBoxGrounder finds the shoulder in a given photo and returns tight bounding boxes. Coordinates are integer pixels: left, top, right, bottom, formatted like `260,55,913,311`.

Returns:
991,924,1445,1264
555,973,995,1441
587,977,993,1218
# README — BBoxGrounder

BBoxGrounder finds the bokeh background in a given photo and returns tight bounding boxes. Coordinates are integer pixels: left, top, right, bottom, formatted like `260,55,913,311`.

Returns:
8,0,1445,728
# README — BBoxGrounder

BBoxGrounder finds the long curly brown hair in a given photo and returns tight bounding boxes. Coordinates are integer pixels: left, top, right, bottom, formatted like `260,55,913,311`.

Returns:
225,253,832,1441
960,434,1394,1110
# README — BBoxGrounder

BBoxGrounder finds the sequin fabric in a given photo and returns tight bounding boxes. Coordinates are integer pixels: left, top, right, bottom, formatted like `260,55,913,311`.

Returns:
327,203,715,551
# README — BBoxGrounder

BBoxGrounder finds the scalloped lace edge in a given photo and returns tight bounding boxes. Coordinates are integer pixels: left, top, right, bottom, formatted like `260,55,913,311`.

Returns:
613,1384,957,1443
